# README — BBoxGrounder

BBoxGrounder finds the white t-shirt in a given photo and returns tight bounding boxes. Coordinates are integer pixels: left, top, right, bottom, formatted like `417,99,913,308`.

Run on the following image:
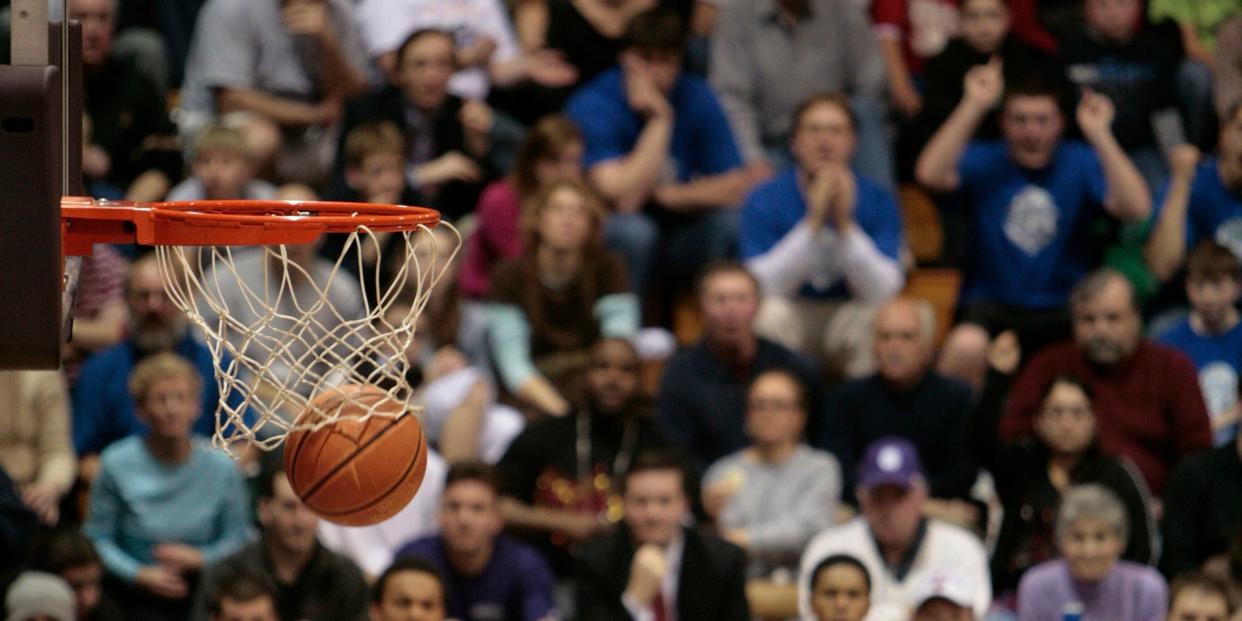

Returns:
797,517,992,621
355,0,519,99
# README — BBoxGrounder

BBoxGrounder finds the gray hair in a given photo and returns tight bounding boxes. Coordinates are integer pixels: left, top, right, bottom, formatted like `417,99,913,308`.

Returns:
1056,484,1128,544
874,297,937,347
1068,268,1139,314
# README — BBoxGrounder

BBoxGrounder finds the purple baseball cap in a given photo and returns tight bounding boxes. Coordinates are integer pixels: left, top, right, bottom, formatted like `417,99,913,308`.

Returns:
857,437,924,490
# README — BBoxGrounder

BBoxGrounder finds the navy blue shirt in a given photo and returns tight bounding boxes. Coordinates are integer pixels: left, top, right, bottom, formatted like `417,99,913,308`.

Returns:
72,336,244,454
395,535,557,621
657,338,824,472
739,167,905,299
957,140,1108,309
1156,318,1242,445
565,67,743,179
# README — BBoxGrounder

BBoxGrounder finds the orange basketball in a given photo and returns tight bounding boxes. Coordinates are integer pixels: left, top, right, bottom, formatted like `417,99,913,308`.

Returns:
284,384,428,526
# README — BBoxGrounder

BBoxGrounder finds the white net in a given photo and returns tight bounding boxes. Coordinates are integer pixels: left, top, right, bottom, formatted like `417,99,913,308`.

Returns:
154,223,458,455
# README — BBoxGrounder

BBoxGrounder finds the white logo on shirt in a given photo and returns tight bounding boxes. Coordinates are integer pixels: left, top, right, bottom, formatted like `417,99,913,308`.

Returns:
1200,361,1238,418
1003,185,1059,256
1213,218,1242,263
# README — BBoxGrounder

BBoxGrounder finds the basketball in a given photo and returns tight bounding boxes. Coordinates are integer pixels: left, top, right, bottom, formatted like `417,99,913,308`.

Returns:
284,384,428,526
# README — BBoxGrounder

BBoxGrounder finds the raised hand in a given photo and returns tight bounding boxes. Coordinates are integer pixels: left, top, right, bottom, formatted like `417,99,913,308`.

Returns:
281,1,331,40
962,56,1004,110
1076,88,1116,139
1168,144,1202,180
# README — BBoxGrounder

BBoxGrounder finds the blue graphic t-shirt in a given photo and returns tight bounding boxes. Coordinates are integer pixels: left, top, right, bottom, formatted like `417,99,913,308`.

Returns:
957,140,1107,309
1157,317,1242,445
1152,159,1242,260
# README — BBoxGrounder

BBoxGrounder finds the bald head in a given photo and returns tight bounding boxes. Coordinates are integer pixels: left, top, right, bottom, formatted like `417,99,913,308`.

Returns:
873,298,935,388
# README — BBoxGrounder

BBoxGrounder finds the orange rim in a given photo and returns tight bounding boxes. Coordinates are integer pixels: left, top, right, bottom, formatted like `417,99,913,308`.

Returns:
61,197,441,256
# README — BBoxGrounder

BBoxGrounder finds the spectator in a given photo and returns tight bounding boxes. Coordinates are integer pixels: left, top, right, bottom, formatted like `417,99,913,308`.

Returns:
871,0,959,120
918,61,1152,391
657,261,824,473
73,253,243,477
1017,485,1167,621
180,0,369,186
1147,0,1223,147
824,297,977,513
167,125,277,202
976,336,1154,602
1161,425,1242,578
1156,241,1242,445
1145,108,1242,282
806,554,872,621
460,115,583,300
369,557,447,621
206,570,278,621
395,461,557,621
917,0,1047,149
61,244,128,388
83,353,251,621
739,94,906,378
798,437,991,621
566,6,754,290
1214,17,1242,121
702,369,841,579
355,0,576,101
191,453,369,621
337,28,517,222
72,0,181,202
1165,572,1235,621
576,450,750,620
911,568,980,621
1000,269,1211,494
0,370,74,527
497,338,667,574
1058,0,1186,189
709,0,891,186
31,531,125,621
3,572,75,621
485,178,639,417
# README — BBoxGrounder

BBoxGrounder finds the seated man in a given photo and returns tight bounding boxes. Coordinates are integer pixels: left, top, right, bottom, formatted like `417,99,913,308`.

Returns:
180,0,369,185
1156,241,1242,445
0,370,75,527
916,59,1151,390
740,94,905,378
72,0,181,202
369,556,448,621
823,298,978,513
576,450,750,621
1160,427,1242,578
74,254,243,477
1002,269,1212,495
191,453,369,621
709,0,890,185
566,6,756,290
798,438,991,621
658,262,824,473
1145,105,1242,282
207,570,279,621
395,461,557,621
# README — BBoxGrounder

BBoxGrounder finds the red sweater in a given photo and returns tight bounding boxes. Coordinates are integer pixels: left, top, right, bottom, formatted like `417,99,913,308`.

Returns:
1001,340,1211,494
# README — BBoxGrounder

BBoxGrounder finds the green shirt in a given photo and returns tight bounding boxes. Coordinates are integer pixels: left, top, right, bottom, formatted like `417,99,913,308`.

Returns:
1149,0,1242,52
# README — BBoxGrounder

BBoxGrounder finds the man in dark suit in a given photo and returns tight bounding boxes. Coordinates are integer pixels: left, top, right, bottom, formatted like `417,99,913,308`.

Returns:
576,451,750,621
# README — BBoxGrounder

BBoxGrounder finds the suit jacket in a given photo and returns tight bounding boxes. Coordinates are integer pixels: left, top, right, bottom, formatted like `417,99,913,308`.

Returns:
575,526,749,621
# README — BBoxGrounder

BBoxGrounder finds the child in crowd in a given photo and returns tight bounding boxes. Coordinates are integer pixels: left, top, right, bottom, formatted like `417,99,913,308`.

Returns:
1158,241,1242,445
166,125,275,202
1165,572,1234,621
807,554,872,621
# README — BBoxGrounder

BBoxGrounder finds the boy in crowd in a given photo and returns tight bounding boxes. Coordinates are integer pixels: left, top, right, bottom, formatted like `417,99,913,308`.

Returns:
369,557,447,621
1157,241,1242,445
167,125,277,202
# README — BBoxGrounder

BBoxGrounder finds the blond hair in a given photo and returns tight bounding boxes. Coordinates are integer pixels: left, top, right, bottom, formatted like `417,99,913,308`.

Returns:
128,352,203,405
192,125,252,163
344,121,405,169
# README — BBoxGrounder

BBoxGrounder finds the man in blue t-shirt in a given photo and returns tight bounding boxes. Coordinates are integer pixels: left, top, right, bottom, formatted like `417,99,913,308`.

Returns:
565,6,757,291
1156,241,1242,445
916,59,1151,390
739,93,906,378
395,461,557,621
1146,103,1242,282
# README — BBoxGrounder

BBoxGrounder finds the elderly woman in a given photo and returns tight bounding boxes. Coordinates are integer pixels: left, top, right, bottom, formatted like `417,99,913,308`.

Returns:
485,177,639,417
1017,485,1167,621
702,368,841,580
84,353,251,621
976,333,1154,602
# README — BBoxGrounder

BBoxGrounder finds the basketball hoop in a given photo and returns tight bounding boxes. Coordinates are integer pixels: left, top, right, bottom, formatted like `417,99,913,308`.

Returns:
61,197,457,456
